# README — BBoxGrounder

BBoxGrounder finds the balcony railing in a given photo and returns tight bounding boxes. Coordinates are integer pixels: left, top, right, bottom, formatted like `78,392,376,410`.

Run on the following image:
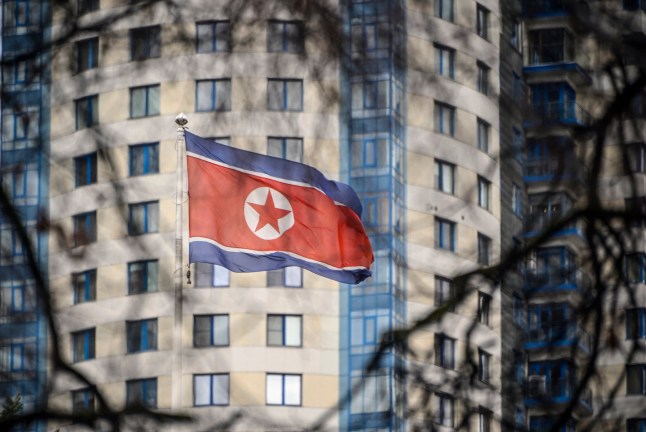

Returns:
525,376,593,414
525,268,589,292
525,325,591,352
525,155,579,182
523,0,567,16
526,101,591,127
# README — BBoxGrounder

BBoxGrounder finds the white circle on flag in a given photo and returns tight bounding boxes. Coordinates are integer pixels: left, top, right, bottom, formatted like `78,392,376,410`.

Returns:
244,187,295,240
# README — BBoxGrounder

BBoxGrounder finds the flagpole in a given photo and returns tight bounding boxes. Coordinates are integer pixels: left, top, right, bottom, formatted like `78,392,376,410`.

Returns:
173,113,188,411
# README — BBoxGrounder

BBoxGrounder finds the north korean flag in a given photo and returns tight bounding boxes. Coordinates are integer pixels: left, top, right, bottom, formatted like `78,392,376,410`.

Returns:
186,131,374,284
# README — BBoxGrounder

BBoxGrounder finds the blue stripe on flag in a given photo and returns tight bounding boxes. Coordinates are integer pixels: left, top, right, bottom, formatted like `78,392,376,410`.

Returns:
190,240,371,285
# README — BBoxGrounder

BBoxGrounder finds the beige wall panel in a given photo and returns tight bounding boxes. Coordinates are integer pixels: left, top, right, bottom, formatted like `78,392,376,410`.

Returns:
407,36,434,73
158,316,173,351
163,23,194,58
50,102,75,139
230,313,265,346
302,375,337,408
234,21,266,53
305,138,340,173
233,78,265,112
52,44,74,81
406,268,435,305
408,153,434,188
314,316,340,350
162,81,194,116
158,199,175,233
98,263,126,300
98,206,125,241
407,210,433,247
158,375,173,409
100,381,124,407
231,373,264,405
304,81,339,115
100,89,130,124
302,271,340,291
50,159,75,197
99,31,129,67
50,276,71,308
97,321,125,357
407,94,433,131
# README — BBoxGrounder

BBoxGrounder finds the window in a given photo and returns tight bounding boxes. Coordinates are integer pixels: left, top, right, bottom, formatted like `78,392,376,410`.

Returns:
72,328,95,362
3,58,38,86
195,263,230,287
267,315,302,347
515,408,524,432
435,44,455,79
352,80,390,111
628,419,646,432
435,218,455,251
130,26,161,60
128,260,158,294
436,393,454,427
512,183,523,217
434,333,455,369
350,371,390,414
627,309,646,340
73,269,96,304
627,254,646,284
511,128,524,162
350,313,390,347
126,378,157,408
267,137,303,162
1,106,39,141
435,0,454,21
126,319,157,353
513,294,524,326
211,136,230,146
476,4,489,40
266,374,301,406
74,153,97,187
477,62,489,95
267,79,303,111
529,29,574,65
478,292,491,325
514,351,525,386
76,37,98,72
268,20,304,53
194,314,229,347
129,201,159,235
130,84,160,118
477,118,490,152
129,143,159,176
434,102,455,136
529,416,575,432
528,193,573,232
530,82,577,123
478,176,491,210
194,374,229,406
479,408,492,432
435,276,454,309
627,142,646,174
267,267,302,287
77,0,98,15
527,303,570,345
196,79,231,112
478,349,491,383
627,364,646,395
511,20,522,52
73,211,97,247
1,282,35,316
513,72,522,103
196,21,231,53
434,160,455,194
478,233,491,265
72,388,95,416
75,95,98,130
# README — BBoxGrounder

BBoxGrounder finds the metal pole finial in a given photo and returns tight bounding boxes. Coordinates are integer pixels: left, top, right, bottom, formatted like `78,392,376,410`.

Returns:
175,112,188,127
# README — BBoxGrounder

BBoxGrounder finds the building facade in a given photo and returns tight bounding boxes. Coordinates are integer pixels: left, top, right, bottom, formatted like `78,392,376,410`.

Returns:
0,0,645,431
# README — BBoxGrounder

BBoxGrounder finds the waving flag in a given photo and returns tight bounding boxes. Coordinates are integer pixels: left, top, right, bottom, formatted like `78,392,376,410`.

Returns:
185,131,373,284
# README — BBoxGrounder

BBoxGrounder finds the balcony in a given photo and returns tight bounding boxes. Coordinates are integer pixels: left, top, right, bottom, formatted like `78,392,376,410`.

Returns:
525,101,591,128
525,325,591,352
525,28,591,85
525,376,593,416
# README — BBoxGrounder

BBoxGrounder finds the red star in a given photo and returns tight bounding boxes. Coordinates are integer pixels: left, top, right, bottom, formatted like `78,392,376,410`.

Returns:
248,190,292,233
